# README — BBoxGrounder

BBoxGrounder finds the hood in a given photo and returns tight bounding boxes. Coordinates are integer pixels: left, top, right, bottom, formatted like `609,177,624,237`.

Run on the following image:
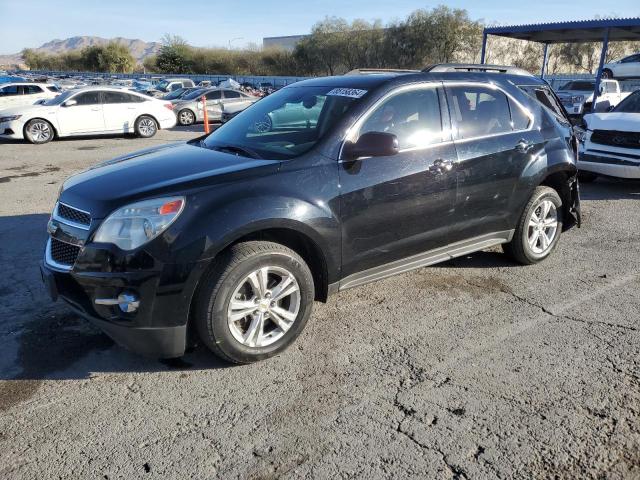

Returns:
0,103,57,116
60,142,280,218
556,90,594,100
584,112,640,132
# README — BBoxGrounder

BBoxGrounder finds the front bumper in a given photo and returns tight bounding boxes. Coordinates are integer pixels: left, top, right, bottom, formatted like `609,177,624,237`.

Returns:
41,232,208,358
0,120,25,140
579,149,640,179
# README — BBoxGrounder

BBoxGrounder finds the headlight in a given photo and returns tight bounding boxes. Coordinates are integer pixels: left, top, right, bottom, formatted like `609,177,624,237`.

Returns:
571,95,584,103
93,196,185,250
0,115,21,122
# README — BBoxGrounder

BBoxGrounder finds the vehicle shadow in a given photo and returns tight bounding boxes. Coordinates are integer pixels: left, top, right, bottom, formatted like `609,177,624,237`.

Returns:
579,177,640,201
0,213,231,384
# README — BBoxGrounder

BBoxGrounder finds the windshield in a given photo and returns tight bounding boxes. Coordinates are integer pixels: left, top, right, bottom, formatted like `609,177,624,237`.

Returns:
559,81,595,91
182,88,207,100
202,85,364,160
43,90,75,106
155,80,170,92
613,91,640,113
164,87,187,100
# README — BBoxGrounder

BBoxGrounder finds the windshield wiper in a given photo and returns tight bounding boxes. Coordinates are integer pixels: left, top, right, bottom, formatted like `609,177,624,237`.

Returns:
211,144,262,159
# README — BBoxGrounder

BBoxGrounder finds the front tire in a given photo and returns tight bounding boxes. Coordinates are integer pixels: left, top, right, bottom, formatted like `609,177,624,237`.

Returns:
503,186,563,265
195,241,315,364
177,109,195,126
24,118,54,144
135,115,158,138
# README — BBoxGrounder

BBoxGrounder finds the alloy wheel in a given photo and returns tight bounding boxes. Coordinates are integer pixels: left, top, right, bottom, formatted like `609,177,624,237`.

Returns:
138,118,157,136
527,199,558,254
179,110,194,125
30,121,51,142
227,266,300,348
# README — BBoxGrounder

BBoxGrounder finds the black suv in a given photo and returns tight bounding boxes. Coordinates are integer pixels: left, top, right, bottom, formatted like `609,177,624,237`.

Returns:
41,65,581,363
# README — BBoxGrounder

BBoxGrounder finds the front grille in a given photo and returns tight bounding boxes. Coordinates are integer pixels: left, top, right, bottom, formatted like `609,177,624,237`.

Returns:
50,238,81,266
591,130,640,150
57,203,91,226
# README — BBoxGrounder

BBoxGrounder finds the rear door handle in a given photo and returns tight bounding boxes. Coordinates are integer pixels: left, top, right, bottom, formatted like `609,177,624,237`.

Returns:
515,139,534,153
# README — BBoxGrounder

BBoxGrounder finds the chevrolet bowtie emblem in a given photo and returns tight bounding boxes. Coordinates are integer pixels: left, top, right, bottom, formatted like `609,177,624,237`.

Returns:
47,220,58,235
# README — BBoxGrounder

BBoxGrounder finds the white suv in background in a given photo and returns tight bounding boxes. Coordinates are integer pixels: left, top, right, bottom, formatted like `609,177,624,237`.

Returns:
602,53,640,79
0,87,176,144
0,82,61,110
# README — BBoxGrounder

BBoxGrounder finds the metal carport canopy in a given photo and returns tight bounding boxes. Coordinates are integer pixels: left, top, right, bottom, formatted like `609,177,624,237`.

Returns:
480,18,640,113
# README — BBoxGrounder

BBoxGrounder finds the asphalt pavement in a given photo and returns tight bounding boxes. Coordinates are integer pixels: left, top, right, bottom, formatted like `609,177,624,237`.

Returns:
1,129,639,479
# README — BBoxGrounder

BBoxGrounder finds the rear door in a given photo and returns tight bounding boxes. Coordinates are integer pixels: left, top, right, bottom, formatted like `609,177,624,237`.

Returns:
338,83,459,279
56,91,105,134
102,91,142,131
444,83,542,243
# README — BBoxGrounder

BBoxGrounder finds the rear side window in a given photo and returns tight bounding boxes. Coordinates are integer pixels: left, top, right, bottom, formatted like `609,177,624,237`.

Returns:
518,85,568,123
23,85,44,94
360,86,443,149
205,90,222,100
224,90,241,99
446,86,512,138
103,91,145,103
509,99,531,130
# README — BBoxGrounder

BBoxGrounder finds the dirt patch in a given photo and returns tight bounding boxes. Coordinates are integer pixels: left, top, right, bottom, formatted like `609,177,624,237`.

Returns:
415,272,512,298
0,380,42,412
0,165,60,183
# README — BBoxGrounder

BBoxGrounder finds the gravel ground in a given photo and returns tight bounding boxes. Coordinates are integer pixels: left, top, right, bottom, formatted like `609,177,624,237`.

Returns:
1,129,639,479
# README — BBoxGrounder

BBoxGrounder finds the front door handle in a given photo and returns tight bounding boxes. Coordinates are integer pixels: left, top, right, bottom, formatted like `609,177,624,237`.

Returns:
515,139,535,153
429,158,454,174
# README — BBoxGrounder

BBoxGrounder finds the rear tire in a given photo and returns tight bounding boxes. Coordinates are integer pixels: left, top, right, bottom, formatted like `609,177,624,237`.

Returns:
578,171,598,183
24,118,54,144
601,69,613,79
503,186,563,265
135,115,158,138
195,241,314,364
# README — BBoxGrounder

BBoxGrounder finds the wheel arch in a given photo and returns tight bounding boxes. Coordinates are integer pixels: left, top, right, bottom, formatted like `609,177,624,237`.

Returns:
23,117,59,139
135,113,159,132
539,168,579,230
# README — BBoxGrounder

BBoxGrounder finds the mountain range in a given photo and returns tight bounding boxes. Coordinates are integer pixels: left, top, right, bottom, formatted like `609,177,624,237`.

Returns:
0,36,162,68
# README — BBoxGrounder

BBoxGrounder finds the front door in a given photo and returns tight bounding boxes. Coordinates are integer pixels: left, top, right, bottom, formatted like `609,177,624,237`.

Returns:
57,91,105,134
338,84,458,279
444,83,544,243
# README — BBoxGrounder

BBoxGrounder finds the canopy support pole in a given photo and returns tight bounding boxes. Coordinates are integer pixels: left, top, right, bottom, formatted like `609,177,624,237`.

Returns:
480,33,488,64
592,28,610,113
540,43,549,78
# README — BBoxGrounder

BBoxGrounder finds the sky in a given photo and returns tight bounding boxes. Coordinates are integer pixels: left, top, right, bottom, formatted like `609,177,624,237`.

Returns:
0,0,639,54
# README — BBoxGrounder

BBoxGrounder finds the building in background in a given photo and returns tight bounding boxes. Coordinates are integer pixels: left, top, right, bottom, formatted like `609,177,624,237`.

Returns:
263,35,307,51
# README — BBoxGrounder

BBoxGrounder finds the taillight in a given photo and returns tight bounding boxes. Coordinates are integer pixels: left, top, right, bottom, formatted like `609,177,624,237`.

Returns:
164,103,174,111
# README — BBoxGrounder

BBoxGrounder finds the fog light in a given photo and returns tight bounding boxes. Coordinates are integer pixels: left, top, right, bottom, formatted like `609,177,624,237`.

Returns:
95,292,140,313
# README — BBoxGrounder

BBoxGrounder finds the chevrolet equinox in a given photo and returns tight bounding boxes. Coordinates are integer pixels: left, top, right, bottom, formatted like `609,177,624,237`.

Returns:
41,65,581,363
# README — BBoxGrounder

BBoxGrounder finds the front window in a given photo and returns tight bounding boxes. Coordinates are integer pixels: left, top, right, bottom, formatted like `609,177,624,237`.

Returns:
358,86,443,149
164,88,186,100
613,91,640,113
559,81,595,91
202,85,363,159
155,80,170,92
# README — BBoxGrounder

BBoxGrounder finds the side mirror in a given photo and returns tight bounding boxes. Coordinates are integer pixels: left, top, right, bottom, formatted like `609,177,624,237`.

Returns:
598,84,605,95
343,131,399,160
63,99,77,107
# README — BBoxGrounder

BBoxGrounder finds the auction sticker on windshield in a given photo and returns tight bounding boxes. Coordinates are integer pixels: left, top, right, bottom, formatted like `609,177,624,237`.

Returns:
327,88,367,98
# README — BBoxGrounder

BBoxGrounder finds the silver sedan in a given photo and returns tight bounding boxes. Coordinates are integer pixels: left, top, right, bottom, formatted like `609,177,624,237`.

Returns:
173,88,258,126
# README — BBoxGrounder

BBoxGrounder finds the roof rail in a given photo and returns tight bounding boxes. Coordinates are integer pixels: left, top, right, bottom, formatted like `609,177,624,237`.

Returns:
423,63,533,76
345,68,420,75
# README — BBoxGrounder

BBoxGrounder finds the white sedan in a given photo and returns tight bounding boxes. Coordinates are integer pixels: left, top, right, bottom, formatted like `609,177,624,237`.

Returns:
602,53,640,80
0,87,176,144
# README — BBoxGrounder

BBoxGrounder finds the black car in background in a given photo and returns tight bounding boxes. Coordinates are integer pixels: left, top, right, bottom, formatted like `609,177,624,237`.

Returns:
41,64,581,363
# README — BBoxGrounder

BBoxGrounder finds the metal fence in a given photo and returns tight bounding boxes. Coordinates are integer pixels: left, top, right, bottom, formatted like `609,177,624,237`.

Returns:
14,70,640,92
15,70,311,88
